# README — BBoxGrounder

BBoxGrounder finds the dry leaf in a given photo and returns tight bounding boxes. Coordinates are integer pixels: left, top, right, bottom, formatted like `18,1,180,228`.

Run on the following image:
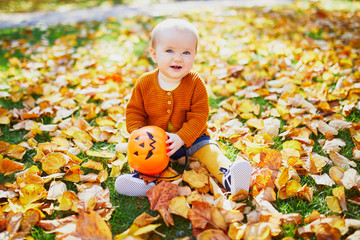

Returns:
169,196,189,219
187,201,212,229
147,181,179,226
197,229,230,240
0,158,25,175
73,211,112,240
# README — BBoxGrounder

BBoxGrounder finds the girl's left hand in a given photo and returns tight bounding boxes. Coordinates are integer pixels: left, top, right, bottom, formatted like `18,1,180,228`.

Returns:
166,133,184,157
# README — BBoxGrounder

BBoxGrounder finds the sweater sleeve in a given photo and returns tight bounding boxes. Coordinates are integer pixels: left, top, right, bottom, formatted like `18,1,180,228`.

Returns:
125,81,147,134
176,76,209,146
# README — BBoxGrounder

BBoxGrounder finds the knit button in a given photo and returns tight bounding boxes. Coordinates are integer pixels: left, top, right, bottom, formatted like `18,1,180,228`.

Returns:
168,101,171,105
167,92,171,96
167,109,171,113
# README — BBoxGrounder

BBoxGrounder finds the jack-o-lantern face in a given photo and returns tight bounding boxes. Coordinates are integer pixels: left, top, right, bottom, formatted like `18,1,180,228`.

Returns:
128,126,169,175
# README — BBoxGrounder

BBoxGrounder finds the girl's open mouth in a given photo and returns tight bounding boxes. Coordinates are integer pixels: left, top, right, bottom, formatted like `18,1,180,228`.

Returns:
171,66,182,69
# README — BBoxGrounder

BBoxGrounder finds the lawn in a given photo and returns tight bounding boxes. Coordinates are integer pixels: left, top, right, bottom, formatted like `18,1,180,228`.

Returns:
0,0,360,239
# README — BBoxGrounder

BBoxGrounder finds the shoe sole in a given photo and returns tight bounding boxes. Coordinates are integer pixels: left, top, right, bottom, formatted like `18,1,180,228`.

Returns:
115,174,155,197
230,159,253,195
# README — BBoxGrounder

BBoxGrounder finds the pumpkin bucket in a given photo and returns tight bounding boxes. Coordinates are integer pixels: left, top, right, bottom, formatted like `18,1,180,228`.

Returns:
127,126,169,175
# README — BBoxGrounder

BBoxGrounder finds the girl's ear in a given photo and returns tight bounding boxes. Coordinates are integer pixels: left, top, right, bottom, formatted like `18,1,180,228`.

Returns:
149,48,157,63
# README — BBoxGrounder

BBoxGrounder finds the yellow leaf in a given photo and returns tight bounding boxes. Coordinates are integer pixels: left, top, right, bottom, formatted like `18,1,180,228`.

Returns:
332,186,347,212
246,118,264,130
95,117,115,126
169,196,189,219
82,160,103,171
285,180,301,198
197,229,229,240
20,184,46,205
85,150,116,159
0,115,10,124
282,140,302,151
133,223,162,236
57,191,78,211
182,170,209,188
326,196,342,213
228,222,246,240
237,100,254,113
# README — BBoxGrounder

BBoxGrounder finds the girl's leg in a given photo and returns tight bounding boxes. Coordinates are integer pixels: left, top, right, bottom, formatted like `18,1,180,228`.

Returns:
191,143,230,183
192,144,252,194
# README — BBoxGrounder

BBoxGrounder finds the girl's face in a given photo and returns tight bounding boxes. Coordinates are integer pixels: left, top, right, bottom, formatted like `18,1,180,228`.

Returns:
150,29,197,83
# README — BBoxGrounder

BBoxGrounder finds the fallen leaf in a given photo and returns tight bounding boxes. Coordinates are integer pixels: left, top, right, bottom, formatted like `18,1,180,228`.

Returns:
47,181,67,200
73,211,112,240
147,181,179,226
183,170,209,188
169,196,189,219
197,229,230,240
187,201,212,229
244,222,271,240
0,158,25,175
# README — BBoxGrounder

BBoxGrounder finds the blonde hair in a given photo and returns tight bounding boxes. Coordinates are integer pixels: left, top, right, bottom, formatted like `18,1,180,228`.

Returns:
150,18,199,49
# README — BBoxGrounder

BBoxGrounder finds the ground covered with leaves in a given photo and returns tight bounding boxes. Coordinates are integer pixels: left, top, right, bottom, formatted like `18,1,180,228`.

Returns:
0,1,360,239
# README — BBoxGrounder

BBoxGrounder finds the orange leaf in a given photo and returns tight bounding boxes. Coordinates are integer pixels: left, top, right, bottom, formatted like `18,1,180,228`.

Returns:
73,211,112,240
187,201,212,229
258,149,282,171
41,152,68,174
0,157,25,175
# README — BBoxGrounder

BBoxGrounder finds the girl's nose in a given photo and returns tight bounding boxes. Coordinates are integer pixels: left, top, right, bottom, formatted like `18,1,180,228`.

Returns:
173,53,183,61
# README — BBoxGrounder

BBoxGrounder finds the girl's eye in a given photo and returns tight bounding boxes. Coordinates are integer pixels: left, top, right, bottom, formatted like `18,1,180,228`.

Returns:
166,49,173,53
183,51,191,55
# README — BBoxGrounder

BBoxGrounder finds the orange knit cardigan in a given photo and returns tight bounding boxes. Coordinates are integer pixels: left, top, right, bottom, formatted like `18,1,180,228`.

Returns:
126,68,209,147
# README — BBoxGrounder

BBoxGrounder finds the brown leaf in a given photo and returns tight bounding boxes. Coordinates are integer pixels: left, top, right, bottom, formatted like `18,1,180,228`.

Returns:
187,201,212,229
147,181,178,226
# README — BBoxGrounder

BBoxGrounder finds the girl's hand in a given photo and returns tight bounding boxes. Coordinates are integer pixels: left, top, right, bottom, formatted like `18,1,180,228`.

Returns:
166,133,184,157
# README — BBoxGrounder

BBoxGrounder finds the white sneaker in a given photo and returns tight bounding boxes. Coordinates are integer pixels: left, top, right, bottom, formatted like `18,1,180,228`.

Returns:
115,172,156,197
221,157,252,195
